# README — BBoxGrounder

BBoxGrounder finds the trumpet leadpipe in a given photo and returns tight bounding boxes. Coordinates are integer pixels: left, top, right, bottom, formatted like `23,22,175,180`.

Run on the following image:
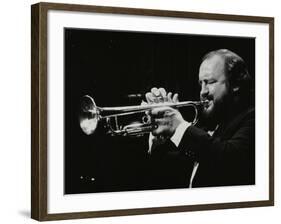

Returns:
97,100,209,118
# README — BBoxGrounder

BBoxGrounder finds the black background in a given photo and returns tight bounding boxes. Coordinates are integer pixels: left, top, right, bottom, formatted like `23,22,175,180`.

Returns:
64,28,255,194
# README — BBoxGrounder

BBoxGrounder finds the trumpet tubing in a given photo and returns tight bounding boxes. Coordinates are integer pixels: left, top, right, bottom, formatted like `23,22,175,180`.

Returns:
79,95,207,137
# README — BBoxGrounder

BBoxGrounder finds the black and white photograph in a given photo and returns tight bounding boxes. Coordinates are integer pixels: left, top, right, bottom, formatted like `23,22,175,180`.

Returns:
64,28,255,194
1,0,280,223
30,3,274,221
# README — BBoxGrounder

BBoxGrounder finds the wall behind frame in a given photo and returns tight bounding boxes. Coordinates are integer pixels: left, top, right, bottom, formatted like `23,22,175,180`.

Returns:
0,0,280,224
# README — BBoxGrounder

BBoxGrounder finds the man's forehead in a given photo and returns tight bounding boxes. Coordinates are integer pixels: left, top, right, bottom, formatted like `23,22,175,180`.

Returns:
199,55,226,79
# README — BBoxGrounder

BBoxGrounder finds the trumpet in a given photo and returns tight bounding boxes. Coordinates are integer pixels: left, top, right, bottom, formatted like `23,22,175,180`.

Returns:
79,95,208,137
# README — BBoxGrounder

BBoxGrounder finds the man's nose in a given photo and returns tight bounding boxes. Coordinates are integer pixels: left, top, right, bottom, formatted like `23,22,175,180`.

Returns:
200,84,209,98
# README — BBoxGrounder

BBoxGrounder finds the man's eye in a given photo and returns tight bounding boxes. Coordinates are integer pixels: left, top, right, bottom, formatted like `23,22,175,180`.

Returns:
207,80,216,84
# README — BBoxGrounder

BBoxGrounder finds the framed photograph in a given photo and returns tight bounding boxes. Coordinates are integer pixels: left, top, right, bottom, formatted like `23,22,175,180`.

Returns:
31,2,274,221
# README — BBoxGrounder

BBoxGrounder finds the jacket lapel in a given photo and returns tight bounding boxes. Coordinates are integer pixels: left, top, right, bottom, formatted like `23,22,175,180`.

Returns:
218,107,254,140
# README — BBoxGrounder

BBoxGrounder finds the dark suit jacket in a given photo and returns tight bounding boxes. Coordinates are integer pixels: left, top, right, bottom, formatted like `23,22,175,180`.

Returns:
148,106,255,189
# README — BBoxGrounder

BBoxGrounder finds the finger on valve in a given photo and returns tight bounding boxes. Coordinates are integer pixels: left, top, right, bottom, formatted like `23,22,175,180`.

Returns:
151,87,169,103
166,92,179,103
145,92,157,104
172,93,179,103
151,87,160,97
158,87,168,102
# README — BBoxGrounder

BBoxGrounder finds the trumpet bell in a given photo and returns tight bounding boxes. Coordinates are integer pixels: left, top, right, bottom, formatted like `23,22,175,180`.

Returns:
79,95,99,135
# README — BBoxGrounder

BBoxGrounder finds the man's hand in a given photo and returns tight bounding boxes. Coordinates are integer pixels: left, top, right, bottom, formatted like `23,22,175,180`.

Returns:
145,87,179,104
145,87,185,138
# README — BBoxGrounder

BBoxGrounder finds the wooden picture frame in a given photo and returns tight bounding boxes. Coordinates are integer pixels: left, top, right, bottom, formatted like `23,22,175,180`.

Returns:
31,2,274,221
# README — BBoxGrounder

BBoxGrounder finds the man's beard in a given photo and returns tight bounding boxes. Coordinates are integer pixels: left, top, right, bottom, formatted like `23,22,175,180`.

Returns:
200,93,232,131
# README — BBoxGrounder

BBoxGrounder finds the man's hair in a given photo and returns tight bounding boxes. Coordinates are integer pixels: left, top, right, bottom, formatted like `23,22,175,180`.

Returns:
202,49,254,100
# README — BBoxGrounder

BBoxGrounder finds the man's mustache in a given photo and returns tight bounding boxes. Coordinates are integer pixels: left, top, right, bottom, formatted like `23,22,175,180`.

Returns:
200,95,213,101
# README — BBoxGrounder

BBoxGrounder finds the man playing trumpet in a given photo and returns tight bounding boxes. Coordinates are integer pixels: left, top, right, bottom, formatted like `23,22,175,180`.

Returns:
145,49,255,188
